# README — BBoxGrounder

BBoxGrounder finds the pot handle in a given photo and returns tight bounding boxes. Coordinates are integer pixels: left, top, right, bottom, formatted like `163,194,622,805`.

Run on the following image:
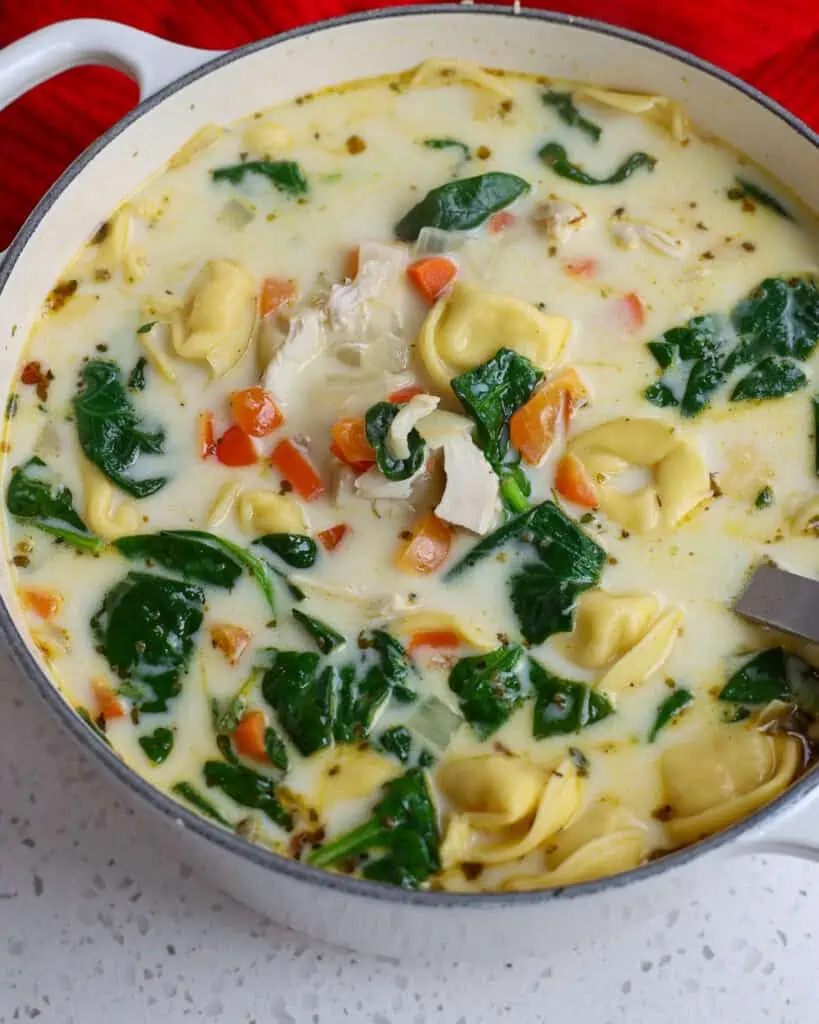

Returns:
732,797,819,864
0,17,220,111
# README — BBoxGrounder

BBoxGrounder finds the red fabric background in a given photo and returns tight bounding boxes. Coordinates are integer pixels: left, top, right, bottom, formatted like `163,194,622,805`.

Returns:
1,0,817,249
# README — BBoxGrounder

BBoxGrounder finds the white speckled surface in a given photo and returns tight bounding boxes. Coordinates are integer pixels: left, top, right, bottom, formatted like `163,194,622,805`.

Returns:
1,653,815,1024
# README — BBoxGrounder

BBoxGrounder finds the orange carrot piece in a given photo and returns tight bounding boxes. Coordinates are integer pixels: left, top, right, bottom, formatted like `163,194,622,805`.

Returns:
318,524,349,551
617,291,645,330
271,439,325,501
210,624,251,666
563,258,598,278
388,385,425,405
555,454,599,508
330,417,376,472
231,386,284,438
408,629,461,653
198,411,216,460
395,513,453,574
216,425,258,467
487,211,516,234
510,368,589,465
344,246,360,280
407,257,457,303
91,677,125,721
21,587,63,621
233,709,268,762
259,276,296,317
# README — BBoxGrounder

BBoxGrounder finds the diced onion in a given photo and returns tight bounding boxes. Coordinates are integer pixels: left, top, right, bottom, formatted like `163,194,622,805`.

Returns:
414,227,464,258
218,198,255,231
407,696,464,751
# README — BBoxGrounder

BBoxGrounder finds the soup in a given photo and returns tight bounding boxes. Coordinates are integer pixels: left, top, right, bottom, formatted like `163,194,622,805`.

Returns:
5,60,819,892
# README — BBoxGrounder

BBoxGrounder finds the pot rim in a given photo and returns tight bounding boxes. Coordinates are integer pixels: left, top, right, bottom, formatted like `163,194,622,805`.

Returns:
2,3,818,910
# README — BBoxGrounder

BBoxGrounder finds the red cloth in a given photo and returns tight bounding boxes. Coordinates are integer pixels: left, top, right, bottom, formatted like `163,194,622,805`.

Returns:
1,0,817,249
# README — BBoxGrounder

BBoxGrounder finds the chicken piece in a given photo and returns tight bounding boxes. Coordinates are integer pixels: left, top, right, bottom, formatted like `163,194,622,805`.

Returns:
435,434,499,535
354,465,422,501
261,310,325,409
387,394,440,459
327,242,408,335
533,198,587,244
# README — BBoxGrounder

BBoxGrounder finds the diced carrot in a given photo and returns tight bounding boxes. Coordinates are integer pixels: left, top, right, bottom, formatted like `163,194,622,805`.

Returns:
259,276,296,317
271,439,325,501
510,368,589,465
210,624,251,666
318,524,349,551
198,411,216,460
563,258,598,278
408,629,461,653
388,385,425,405
233,709,268,763
344,246,360,280
487,211,516,234
216,425,258,467
231,386,284,438
395,513,453,574
617,291,645,331
91,677,125,721
330,417,376,472
407,257,457,304
555,454,599,508
21,587,62,620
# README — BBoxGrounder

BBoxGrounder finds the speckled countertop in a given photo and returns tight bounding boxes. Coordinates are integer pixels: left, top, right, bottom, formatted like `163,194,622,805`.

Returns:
1,653,815,1024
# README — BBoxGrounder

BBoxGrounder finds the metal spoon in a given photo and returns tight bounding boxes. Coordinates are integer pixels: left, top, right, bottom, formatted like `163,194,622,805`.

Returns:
734,563,819,644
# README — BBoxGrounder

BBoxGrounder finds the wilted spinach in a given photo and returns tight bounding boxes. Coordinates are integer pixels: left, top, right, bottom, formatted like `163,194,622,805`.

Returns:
648,688,693,742
365,401,426,481
423,137,471,161
6,456,103,552
394,172,530,241
212,160,308,196
172,781,232,827
203,760,292,830
530,660,613,738
448,644,526,738
542,90,601,141
253,533,318,568
73,360,167,498
727,176,793,220
261,650,333,757
292,608,346,655
139,727,174,764
539,141,656,185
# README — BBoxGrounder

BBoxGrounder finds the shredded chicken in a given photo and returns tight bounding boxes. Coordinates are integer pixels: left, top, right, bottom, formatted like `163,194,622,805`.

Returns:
533,199,587,244
288,576,416,620
609,218,686,258
387,394,440,458
261,310,325,407
435,434,500,535
327,242,408,335
354,465,422,501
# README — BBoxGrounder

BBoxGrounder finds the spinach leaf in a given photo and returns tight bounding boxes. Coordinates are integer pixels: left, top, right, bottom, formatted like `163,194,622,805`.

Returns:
730,356,806,402
718,647,791,705
264,727,289,772
754,486,774,509
261,650,334,756
643,314,731,417
444,505,537,580
139,727,174,764
292,608,346,655
499,464,532,514
644,381,679,409
172,781,232,827
378,725,413,764
451,347,543,470
365,401,426,481
363,629,415,704
91,571,205,713
423,137,471,161
539,141,656,185
73,360,167,498
727,176,793,220
136,321,157,335
530,660,613,738
510,502,607,643
115,529,276,614
394,172,530,241
542,90,601,142
448,645,526,738
253,533,317,568
334,663,391,744
308,769,440,888
648,688,692,742
203,760,292,830
211,160,308,196
127,356,148,392
6,456,103,552
729,276,819,365
211,671,259,735
115,530,244,588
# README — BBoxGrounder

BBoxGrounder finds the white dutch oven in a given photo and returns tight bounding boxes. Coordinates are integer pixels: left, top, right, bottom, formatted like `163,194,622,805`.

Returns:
1,5,818,961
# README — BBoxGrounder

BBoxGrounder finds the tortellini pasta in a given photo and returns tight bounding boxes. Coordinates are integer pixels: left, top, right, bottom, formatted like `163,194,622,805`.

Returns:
574,87,690,143
314,747,398,808
81,460,140,541
597,608,683,693
408,59,513,117
90,207,145,282
137,322,177,383
661,727,801,845
567,418,711,533
207,480,242,530
437,755,580,867
393,610,495,652
418,282,569,392
237,490,307,535
242,119,292,156
171,259,257,378
568,590,660,669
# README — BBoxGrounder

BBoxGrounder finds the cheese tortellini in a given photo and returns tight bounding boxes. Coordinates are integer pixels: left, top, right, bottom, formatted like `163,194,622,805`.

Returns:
172,260,257,378
568,418,711,533
597,609,683,693
393,610,495,652
81,460,140,541
661,727,801,845
238,491,307,535
418,282,569,392
574,86,690,143
568,590,660,669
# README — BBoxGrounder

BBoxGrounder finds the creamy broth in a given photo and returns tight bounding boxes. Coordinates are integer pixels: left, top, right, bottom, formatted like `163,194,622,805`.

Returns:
5,62,819,891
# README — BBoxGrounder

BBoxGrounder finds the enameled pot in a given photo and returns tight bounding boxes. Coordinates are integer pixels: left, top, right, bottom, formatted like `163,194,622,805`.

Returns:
1,5,818,960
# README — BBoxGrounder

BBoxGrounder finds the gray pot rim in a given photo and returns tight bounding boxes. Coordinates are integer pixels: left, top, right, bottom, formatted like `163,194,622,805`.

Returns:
2,3,817,911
